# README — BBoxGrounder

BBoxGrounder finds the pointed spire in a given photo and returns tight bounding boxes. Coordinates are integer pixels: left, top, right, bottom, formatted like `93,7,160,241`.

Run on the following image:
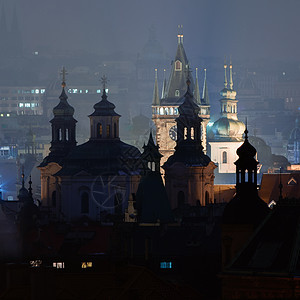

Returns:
229,61,234,90
177,24,183,44
244,117,248,140
28,175,33,198
224,62,228,89
194,68,201,105
152,69,160,105
161,69,167,99
147,129,155,147
202,68,210,105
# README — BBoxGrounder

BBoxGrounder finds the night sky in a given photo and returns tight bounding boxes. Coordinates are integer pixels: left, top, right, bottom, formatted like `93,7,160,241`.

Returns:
3,0,300,60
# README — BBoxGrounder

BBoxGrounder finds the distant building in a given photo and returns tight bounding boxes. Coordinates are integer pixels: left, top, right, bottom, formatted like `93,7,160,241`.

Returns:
152,32,210,168
38,76,142,222
208,63,245,183
287,117,300,164
163,80,216,208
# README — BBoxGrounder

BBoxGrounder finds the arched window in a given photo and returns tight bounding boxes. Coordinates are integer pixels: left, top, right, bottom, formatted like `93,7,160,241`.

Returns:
177,191,185,207
58,128,62,141
114,123,117,138
222,151,227,164
184,127,188,140
52,191,56,208
97,123,102,138
191,127,194,140
205,191,210,206
106,125,110,138
81,192,89,214
175,60,182,71
175,90,180,97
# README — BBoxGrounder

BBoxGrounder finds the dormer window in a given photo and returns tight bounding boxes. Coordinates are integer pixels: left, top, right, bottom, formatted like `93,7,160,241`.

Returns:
175,60,182,71
175,90,180,97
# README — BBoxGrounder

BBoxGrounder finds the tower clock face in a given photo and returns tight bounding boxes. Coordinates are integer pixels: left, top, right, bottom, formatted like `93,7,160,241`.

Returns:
169,125,177,141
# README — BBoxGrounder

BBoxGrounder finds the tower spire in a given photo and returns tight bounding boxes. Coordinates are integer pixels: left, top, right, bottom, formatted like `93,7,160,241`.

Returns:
229,59,233,90
177,24,183,44
194,67,201,105
161,69,167,99
152,69,160,105
224,61,228,89
202,68,210,105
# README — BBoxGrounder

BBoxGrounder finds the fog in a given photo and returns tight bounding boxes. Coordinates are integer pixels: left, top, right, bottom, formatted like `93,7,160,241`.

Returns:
9,0,300,60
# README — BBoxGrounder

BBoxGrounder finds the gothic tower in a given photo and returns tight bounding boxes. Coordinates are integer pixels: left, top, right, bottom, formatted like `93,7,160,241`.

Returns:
152,31,210,168
163,80,216,208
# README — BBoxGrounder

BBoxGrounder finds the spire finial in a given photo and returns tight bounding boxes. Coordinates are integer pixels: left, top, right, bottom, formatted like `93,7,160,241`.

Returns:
204,68,207,80
196,67,198,79
155,68,158,78
177,24,183,44
100,75,109,95
224,57,228,89
60,66,68,88
244,117,248,140
229,57,233,90
28,175,33,197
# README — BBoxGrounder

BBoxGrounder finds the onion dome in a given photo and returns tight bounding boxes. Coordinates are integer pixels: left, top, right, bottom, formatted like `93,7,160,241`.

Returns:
53,83,75,117
210,118,245,141
89,89,120,117
236,128,256,158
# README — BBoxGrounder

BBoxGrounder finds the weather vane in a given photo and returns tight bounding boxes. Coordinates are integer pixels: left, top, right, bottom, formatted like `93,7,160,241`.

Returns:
101,75,109,91
60,66,68,87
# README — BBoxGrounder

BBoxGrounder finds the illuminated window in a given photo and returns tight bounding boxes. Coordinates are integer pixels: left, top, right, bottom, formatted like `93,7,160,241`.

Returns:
160,261,172,269
19,103,24,107
191,127,194,140
35,89,39,94
184,127,187,140
106,125,110,138
175,60,182,71
6,114,10,117
58,128,62,140
72,89,78,93
97,123,102,138
81,262,93,269
40,89,45,94
85,90,89,93
53,262,65,269
30,260,42,267
175,90,180,97
96,89,101,94
25,103,30,108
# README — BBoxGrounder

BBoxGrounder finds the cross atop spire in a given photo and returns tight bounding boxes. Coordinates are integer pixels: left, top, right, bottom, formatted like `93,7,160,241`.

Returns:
244,117,248,140
60,66,68,88
101,75,108,92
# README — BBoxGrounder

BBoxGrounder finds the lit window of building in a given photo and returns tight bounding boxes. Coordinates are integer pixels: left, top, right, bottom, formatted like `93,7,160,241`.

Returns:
81,262,93,269
53,262,65,269
160,261,172,269
30,260,42,267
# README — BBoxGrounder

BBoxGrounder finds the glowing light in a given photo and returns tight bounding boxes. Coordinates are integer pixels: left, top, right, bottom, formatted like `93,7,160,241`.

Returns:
81,262,93,269
207,121,214,127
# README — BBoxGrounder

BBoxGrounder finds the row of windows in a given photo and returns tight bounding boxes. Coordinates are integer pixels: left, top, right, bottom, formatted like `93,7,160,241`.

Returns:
222,104,237,114
0,89,46,94
153,107,179,116
97,123,117,138
0,96,42,101
18,103,39,108
67,88,108,94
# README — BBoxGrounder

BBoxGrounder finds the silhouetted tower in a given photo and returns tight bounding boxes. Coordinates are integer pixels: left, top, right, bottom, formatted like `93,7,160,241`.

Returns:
235,126,258,193
163,79,216,208
88,75,120,141
141,131,162,173
49,67,77,162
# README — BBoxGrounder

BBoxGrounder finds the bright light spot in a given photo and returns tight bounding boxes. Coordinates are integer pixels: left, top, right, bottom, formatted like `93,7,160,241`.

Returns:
81,262,93,269
53,262,65,269
283,72,286,76
30,260,42,267
207,121,214,127
160,261,172,269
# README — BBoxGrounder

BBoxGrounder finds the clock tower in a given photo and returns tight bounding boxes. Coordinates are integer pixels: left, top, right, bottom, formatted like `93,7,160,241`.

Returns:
152,32,210,168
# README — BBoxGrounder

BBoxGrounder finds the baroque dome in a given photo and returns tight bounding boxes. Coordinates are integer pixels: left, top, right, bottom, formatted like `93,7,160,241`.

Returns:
209,117,245,142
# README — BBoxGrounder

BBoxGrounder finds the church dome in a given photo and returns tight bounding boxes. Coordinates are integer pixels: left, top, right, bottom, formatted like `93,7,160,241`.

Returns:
53,88,75,117
89,90,120,117
210,117,245,141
